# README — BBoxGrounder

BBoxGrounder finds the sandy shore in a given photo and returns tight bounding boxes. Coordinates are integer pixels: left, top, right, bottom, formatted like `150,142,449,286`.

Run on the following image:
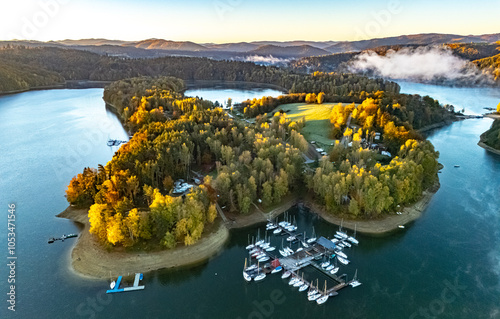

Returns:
301,184,438,236
478,141,500,156
226,195,299,229
57,206,229,279
227,180,438,236
484,113,500,120
300,178,439,236
58,178,438,278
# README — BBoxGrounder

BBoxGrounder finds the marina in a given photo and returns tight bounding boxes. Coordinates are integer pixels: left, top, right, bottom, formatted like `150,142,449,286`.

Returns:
243,214,361,305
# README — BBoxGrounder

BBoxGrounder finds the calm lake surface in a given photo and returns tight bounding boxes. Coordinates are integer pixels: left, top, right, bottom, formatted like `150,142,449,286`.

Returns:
0,84,499,319
185,83,284,107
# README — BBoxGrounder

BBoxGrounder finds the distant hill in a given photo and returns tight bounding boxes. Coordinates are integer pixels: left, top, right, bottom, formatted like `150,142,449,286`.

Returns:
126,39,209,51
1,33,499,62
203,42,259,52
250,40,338,49
53,39,130,46
250,45,330,58
324,33,500,53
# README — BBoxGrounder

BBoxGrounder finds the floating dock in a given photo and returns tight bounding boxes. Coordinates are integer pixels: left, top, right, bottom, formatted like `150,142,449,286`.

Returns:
106,273,145,294
48,233,77,244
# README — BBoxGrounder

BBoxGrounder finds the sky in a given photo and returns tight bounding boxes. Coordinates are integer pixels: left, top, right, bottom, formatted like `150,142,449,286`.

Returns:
1,0,500,43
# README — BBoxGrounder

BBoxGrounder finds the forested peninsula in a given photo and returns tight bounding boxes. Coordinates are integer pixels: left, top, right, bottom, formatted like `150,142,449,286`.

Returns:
64,71,453,254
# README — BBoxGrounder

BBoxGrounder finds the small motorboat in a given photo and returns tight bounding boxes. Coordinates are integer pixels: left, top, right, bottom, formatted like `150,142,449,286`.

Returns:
243,271,252,282
316,295,329,305
298,284,308,292
110,281,116,290
257,256,270,262
254,273,266,281
337,256,349,265
281,271,291,279
336,250,347,259
271,266,283,274
347,236,359,245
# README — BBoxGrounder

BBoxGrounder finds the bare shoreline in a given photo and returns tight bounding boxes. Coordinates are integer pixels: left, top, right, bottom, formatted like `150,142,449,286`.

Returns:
478,141,500,156
57,206,229,280
58,180,438,278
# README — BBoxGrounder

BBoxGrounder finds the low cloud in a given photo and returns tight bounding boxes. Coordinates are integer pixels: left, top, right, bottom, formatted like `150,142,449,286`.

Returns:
348,46,492,84
243,55,290,65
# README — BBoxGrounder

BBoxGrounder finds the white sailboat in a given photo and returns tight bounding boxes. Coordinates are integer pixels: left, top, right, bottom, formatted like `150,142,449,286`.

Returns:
316,281,329,305
337,256,349,265
320,255,330,268
281,271,291,279
243,258,252,282
336,250,347,259
254,262,266,281
336,219,348,239
299,283,309,292
307,227,317,244
307,280,319,296
349,269,362,287
246,236,255,250
308,280,321,301
347,224,359,245
293,273,305,288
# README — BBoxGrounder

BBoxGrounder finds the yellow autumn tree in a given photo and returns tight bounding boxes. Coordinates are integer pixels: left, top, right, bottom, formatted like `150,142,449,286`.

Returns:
107,213,125,245
88,203,109,243
207,203,217,223
317,92,325,104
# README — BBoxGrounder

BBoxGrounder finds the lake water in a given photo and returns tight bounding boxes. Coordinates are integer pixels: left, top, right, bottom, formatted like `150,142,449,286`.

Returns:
0,85,499,319
185,83,285,108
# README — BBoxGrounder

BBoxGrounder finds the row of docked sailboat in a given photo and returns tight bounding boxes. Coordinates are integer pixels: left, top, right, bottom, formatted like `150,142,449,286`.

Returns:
243,258,266,282
336,220,359,245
